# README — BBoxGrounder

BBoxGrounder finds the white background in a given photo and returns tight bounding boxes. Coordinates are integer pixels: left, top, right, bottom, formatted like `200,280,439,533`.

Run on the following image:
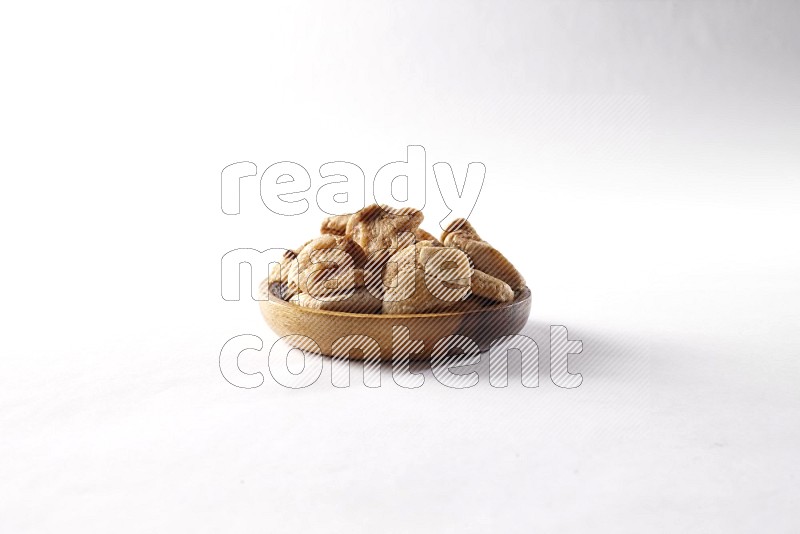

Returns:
2,1,799,532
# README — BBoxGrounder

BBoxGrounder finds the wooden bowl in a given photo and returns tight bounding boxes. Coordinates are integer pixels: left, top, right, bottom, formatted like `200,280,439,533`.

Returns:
259,283,532,359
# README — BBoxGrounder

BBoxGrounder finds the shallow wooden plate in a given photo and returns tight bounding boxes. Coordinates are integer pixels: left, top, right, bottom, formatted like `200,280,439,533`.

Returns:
259,283,531,359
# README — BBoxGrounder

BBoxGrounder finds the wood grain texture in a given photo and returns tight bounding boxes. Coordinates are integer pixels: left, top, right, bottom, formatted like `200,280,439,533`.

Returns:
259,283,532,359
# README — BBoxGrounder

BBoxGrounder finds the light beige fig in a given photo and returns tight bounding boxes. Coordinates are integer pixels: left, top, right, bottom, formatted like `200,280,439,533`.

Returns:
381,242,472,314
470,269,514,303
320,213,351,235
441,218,525,291
346,204,424,267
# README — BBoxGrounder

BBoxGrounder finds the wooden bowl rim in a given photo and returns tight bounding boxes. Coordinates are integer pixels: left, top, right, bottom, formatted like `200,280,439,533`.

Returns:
262,283,531,320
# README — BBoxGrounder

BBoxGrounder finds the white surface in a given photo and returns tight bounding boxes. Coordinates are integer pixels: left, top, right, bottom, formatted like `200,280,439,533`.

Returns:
2,1,799,532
